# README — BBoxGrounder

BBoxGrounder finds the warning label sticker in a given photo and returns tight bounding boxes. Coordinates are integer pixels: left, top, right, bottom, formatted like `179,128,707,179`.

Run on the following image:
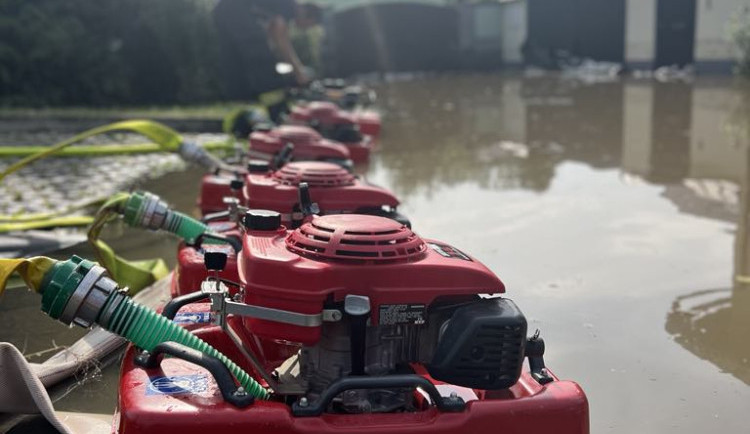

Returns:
173,311,212,325
379,304,426,325
428,243,472,261
147,375,209,396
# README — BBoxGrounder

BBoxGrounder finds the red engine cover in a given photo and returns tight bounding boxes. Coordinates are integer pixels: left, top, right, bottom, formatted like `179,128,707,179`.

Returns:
354,109,382,138
287,102,374,162
249,125,352,163
243,162,399,226
198,174,235,215
289,101,382,139
240,214,504,345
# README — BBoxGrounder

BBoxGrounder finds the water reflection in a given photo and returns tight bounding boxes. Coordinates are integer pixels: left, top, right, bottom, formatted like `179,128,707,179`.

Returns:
666,140,750,385
374,74,750,385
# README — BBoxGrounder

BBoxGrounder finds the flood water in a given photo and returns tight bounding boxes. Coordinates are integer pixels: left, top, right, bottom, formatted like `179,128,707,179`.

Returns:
2,73,750,433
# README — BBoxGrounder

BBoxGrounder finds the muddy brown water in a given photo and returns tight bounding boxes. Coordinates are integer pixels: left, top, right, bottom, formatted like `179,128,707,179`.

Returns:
1,73,749,433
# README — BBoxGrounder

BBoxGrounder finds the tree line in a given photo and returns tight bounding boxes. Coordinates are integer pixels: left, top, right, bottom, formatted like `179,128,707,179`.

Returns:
0,0,222,106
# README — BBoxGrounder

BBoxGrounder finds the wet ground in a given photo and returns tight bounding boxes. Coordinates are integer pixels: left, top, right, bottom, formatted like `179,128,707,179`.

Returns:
2,73,749,433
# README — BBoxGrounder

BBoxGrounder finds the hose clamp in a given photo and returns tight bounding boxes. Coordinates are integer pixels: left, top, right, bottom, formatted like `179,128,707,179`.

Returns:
140,192,169,230
59,264,119,328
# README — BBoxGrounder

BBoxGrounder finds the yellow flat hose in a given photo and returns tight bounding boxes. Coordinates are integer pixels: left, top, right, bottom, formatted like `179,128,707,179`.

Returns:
0,119,232,233
0,120,183,183
0,216,94,232
0,257,56,296
0,140,234,158
86,193,168,295
0,197,106,223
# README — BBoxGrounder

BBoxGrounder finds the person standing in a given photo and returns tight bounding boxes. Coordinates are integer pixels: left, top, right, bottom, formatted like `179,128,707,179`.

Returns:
213,0,319,107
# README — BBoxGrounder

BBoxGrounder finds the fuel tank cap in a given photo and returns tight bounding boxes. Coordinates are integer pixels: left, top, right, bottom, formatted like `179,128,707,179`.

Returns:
243,209,281,231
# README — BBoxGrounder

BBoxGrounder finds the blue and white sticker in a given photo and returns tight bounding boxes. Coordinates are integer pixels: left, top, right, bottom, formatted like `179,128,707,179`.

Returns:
147,375,209,396
172,311,212,325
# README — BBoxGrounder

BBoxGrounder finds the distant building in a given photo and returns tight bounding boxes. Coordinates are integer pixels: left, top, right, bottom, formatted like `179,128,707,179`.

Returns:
626,0,749,73
323,0,748,74
522,0,750,73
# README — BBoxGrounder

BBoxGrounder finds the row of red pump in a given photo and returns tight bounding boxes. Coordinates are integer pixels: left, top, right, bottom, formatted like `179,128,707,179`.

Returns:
115,89,588,434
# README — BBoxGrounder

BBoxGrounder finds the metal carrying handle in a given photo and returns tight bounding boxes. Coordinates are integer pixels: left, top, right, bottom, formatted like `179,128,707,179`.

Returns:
162,292,209,320
201,210,231,223
134,341,255,408
193,232,242,254
291,374,465,417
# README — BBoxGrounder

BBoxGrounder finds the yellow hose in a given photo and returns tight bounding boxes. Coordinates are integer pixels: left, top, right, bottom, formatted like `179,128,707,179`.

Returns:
0,216,94,232
0,119,235,232
0,140,234,158
0,257,56,296
0,120,183,183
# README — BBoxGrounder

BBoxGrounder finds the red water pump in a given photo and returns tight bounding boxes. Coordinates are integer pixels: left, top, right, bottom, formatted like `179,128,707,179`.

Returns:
249,124,354,165
288,101,378,160
184,160,409,297
199,153,406,222
290,79,382,139
199,124,357,215
242,160,408,227
117,213,588,433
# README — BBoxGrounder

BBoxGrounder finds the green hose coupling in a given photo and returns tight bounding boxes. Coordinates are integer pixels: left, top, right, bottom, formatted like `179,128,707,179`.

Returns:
122,191,208,244
41,255,116,328
39,255,269,400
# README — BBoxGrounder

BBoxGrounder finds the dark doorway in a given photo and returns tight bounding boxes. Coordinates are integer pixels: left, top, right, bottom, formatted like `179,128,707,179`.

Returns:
655,0,696,67
526,0,625,66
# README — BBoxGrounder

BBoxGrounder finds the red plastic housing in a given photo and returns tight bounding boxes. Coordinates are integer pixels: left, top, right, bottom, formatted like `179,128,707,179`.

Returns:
239,215,504,345
355,109,382,138
287,101,376,162
115,322,589,434
198,174,235,214
249,125,352,163
290,101,382,139
173,224,241,297
243,162,400,226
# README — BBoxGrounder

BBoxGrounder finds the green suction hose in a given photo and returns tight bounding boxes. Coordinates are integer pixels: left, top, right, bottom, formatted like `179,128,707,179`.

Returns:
121,191,208,244
86,190,214,295
39,255,269,400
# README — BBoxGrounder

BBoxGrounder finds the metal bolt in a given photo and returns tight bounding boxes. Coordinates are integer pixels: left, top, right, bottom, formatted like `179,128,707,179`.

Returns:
234,387,247,397
450,391,458,399
541,368,549,376
299,397,309,407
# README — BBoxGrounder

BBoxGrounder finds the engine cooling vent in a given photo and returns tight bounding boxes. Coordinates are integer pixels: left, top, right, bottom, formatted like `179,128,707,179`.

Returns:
286,214,426,262
272,162,355,187
274,125,322,142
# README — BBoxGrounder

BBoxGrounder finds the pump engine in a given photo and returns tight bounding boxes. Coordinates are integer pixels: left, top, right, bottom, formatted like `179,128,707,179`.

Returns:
243,160,409,227
236,212,531,412
249,124,355,166
288,101,377,159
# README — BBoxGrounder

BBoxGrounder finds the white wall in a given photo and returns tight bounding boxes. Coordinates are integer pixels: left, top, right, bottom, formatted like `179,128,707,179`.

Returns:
499,0,527,64
625,0,656,66
694,0,750,62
